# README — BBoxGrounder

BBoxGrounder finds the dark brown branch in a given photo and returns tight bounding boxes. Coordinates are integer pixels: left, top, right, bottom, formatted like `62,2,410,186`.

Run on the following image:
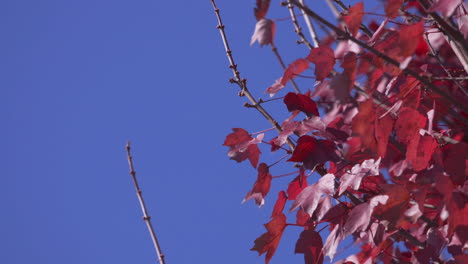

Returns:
290,0,468,125
210,0,296,151
125,142,166,264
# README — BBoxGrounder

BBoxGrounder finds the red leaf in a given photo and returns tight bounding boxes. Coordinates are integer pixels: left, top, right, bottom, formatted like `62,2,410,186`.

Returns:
375,113,394,158
265,77,285,97
295,230,324,264
287,169,308,200
254,0,271,20
398,21,425,57
223,128,263,168
342,2,364,36
407,135,438,171
394,107,426,144
352,99,378,155
281,58,309,85
283,92,319,117
385,0,404,19
251,213,287,264
290,173,336,216
271,191,288,218
428,0,463,17
251,19,276,47
306,46,336,81
288,136,340,170
243,163,272,207
443,143,467,185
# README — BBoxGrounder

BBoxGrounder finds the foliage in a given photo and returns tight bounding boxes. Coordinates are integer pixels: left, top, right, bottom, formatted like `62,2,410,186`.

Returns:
213,0,468,263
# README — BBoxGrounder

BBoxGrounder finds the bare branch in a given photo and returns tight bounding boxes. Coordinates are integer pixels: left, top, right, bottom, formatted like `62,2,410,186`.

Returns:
125,142,166,264
284,0,314,49
210,0,296,151
298,0,320,47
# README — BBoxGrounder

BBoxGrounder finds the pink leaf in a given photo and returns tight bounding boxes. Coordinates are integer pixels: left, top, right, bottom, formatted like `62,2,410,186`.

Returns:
428,0,463,17
338,158,381,196
265,78,285,97
323,225,344,261
306,46,336,81
250,19,276,47
343,195,388,237
290,173,335,216
243,163,272,207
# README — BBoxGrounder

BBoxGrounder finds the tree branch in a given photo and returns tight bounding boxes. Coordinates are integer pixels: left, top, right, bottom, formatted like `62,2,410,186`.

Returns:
210,0,296,151
125,142,166,264
271,44,302,93
298,0,320,47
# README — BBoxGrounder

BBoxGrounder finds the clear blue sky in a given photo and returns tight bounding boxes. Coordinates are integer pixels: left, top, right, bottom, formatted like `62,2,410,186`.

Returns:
2,1,365,263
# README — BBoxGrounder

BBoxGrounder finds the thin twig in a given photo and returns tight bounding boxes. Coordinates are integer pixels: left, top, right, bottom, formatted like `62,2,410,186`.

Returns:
290,0,468,125
210,0,296,151
125,141,166,264
425,33,468,95
298,0,320,47
284,0,314,49
417,0,468,75
271,45,302,93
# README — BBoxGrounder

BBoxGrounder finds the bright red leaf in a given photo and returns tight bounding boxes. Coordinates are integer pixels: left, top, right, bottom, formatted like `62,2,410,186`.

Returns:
398,21,425,58
281,58,309,85
243,163,272,207
306,46,336,81
287,168,308,200
342,2,364,36
271,191,288,218
251,213,287,264
385,0,404,19
223,128,263,168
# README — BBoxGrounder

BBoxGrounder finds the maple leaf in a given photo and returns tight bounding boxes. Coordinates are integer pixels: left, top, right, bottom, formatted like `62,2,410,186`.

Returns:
323,225,344,261
398,21,425,58
428,0,463,17
271,191,288,218
281,58,309,85
352,99,378,155
443,143,467,185
338,158,381,196
406,135,438,171
251,19,276,47
342,2,364,36
287,168,308,200
290,173,335,216
343,195,389,237
251,213,287,264
395,107,426,145
223,128,263,168
288,135,340,170
306,46,336,81
254,0,271,21
243,163,272,207
283,92,319,117
385,0,404,19
295,230,324,264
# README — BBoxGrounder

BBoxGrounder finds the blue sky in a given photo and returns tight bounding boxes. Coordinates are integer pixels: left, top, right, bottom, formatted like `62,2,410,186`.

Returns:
2,1,366,263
